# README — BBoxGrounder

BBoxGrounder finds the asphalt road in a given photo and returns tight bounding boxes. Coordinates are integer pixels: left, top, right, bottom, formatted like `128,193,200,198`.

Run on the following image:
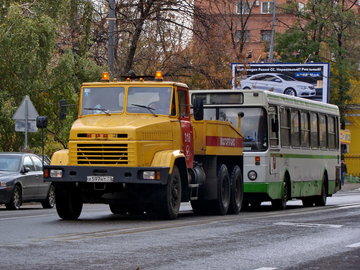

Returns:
0,186,359,270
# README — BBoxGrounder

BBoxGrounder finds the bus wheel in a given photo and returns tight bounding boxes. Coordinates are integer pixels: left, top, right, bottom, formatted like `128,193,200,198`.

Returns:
302,198,314,207
315,176,327,206
228,165,243,214
55,185,83,220
213,164,231,215
155,165,182,219
272,180,289,210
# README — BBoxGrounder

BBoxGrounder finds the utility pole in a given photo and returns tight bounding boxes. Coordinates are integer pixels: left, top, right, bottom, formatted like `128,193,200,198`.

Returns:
108,0,116,76
268,0,276,62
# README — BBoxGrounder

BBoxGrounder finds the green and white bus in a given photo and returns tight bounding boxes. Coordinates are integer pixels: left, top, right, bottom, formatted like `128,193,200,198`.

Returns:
190,89,341,209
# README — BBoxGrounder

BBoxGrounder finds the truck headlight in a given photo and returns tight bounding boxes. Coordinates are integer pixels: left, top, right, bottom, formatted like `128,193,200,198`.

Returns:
142,171,160,180
248,170,257,181
50,169,63,178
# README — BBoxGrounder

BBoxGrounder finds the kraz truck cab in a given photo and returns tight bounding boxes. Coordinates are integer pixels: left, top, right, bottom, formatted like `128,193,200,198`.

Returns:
44,72,244,220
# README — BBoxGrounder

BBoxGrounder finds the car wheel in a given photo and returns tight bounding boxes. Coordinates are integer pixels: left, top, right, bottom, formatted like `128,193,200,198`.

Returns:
42,184,56,209
284,88,297,96
6,185,22,210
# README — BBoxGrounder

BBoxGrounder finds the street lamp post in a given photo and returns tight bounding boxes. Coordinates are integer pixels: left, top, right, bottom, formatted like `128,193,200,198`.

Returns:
269,0,276,62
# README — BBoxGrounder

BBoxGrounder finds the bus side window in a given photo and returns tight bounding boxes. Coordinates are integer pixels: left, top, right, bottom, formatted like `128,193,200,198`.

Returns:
291,109,300,148
300,111,310,148
269,105,279,147
310,112,319,148
280,107,291,147
319,114,327,149
327,115,336,149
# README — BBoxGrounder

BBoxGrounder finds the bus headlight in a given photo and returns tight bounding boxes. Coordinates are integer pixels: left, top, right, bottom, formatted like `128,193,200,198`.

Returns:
248,170,257,181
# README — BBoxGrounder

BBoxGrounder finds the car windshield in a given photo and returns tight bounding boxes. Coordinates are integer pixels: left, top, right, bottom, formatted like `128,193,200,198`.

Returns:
0,156,21,171
127,87,172,115
81,87,124,115
277,74,296,81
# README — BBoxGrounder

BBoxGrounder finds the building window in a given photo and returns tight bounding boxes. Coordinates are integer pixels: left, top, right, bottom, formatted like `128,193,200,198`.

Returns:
261,1,274,14
260,30,272,42
236,1,251,14
235,30,249,43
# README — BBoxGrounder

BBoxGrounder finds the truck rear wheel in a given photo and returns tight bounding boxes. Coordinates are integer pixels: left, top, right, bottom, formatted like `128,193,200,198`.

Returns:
155,165,182,219
55,185,83,220
213,164,231,215
228,165,243,214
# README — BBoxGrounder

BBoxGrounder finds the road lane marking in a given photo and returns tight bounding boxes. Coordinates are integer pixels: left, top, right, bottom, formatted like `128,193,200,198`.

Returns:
346,242,360,248
274,222,343,228
254,267,277,270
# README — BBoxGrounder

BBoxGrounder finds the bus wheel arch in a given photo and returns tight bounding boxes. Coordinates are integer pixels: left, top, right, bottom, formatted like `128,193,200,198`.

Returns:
315,172,328,206
272,171,291,210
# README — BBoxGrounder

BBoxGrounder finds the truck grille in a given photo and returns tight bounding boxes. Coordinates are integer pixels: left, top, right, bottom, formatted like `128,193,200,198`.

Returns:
76,143,129,165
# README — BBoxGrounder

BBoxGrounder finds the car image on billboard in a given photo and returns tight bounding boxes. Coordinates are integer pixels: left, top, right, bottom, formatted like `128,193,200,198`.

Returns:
232,63,330,103
240,73,316,97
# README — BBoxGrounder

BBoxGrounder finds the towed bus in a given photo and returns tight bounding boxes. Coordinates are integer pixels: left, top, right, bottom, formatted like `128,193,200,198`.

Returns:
190,89,341,209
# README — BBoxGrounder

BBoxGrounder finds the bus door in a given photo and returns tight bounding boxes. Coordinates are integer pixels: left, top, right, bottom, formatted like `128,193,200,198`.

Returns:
268,105,280,175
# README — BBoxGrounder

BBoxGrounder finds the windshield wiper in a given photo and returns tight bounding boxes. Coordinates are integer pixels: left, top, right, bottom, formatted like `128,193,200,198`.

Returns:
131,104,158,117
83,107,111,115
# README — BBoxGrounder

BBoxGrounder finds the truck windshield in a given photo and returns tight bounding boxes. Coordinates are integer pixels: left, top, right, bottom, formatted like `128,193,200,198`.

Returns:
127,87,172,115
81,87,124,115
216,107,268,152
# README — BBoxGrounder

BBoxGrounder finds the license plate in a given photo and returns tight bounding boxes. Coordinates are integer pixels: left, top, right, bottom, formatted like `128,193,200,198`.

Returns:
87,176,114,183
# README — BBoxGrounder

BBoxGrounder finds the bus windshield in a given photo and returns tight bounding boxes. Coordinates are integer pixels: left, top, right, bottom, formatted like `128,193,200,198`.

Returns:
81,87,124,115
217,107,268,152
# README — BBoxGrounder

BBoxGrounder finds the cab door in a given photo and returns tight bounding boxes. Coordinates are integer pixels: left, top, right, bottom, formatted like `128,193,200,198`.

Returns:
177,88,194,168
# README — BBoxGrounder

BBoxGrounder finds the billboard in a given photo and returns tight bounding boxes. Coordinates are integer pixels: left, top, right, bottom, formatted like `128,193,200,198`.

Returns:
231,63,330,103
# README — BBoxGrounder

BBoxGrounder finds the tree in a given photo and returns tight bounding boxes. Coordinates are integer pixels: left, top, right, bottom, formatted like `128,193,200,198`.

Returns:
0,1,102,154
275,0,360,116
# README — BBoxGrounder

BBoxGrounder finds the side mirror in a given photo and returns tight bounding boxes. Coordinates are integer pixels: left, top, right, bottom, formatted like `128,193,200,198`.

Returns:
60,100,67,120
193,98,204,121
36,116,48,129
21,166,30,174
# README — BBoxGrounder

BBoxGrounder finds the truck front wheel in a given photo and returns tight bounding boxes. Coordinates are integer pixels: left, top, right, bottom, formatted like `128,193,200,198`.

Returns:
155,165,182,219
55,185,83,220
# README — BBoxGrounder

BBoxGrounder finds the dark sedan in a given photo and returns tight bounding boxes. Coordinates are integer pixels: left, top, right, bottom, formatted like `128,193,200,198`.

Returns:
0,153,55,210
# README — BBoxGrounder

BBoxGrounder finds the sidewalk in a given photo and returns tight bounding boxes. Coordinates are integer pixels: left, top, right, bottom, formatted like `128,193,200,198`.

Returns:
340,182,360,192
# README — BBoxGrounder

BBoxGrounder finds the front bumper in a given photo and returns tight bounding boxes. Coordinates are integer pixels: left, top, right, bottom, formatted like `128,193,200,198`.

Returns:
43,165,170,185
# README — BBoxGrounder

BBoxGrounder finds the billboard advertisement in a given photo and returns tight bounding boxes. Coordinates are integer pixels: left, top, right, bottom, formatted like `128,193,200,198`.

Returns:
231,63,330,103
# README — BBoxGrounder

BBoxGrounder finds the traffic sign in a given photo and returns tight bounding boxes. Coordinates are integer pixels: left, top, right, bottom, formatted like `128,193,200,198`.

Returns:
12,95,39,120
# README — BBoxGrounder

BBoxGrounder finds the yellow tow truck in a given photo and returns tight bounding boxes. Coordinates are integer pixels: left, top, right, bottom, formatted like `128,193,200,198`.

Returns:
44,72,244,219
